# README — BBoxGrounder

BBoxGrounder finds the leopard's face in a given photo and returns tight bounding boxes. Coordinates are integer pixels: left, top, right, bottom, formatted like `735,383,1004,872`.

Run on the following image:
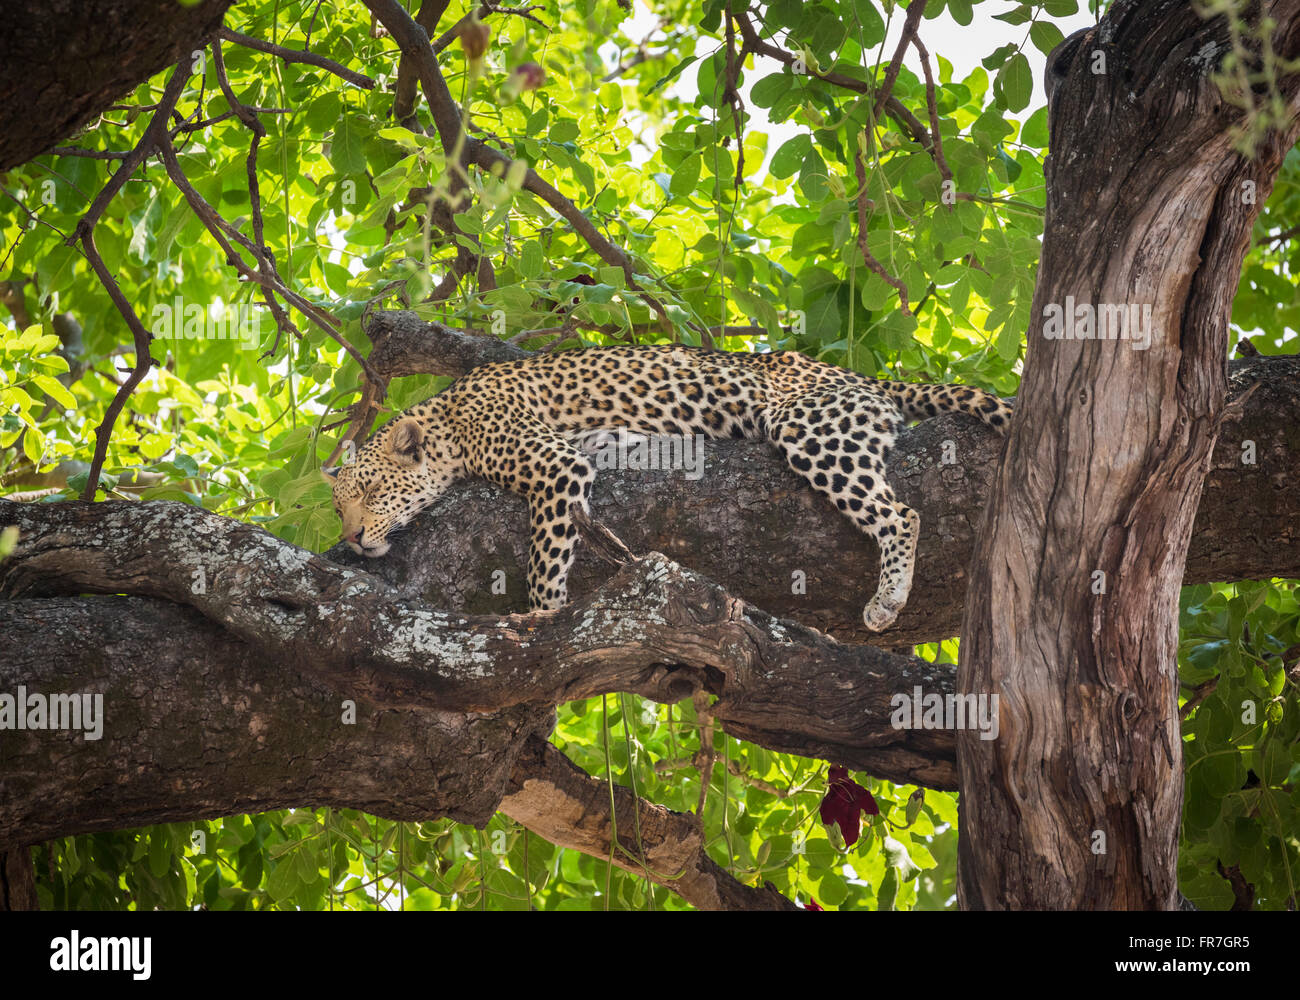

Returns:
323,415,461,557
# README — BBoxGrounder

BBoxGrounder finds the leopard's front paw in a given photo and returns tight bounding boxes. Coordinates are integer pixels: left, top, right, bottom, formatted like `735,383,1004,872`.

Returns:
863,595,903,632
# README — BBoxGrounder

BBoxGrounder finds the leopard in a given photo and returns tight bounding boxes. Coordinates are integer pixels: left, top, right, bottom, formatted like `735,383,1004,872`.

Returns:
323,344,1011,632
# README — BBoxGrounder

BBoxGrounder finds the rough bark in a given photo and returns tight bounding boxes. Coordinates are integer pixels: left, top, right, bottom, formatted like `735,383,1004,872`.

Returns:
0,849,38,912
0,497,961,852
0,0,236,170
0,595,552,840
957,1,1300,910
0,599,787,910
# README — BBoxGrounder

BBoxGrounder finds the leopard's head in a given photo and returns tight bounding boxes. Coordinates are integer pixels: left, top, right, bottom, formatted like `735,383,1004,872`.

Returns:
323,411,462,557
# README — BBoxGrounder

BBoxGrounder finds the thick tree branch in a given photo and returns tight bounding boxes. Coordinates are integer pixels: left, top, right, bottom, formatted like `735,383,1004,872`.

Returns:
0,0,236,170
358,311,1300,648
0,598,792,910
0,498,956,786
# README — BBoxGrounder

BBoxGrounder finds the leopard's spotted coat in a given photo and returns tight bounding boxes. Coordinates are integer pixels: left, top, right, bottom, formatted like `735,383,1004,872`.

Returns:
325,345,1011,631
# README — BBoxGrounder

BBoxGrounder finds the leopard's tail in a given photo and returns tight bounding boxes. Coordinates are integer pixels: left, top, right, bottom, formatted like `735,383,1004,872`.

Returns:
875,380,1012,433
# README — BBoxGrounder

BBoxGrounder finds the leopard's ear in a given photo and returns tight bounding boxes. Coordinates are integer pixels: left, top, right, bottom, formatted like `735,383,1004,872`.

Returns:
387,417,424,467
320,465,339,481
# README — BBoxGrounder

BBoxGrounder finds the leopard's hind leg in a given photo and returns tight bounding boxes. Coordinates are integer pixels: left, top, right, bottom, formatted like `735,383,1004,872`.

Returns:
765,386,918,632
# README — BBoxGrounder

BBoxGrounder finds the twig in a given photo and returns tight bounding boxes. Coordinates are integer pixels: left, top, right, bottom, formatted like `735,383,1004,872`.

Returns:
733,10,935,157
71,64,191,501
48,146,131,161
853,147,911,315
693,690,717,818
570,505,635,567
871,0,928,122
431,3,548,53
910,32,952,195
722,2,746,189
218,27,376,89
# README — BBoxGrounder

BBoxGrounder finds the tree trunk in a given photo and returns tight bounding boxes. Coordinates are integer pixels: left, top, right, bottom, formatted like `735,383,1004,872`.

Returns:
0,0,236,170
958,1,1300,910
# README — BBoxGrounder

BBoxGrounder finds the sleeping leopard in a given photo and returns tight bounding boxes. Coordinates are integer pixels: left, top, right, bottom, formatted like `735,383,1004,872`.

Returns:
324,345,1011,631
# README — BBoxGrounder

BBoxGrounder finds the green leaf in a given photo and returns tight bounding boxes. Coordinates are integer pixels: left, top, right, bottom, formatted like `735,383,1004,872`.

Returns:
876,866,898,910
519,241,543,278
998,53,1033,112
549,119,580,144
751,72,795,109
996,324,1021,361
670,152,702,197
770,134,812,179
797,148,830,201
330,116,369,175
993,3,1032,25
148,829,172,879
1030,21,1066,57
305,93,343,132
848,0,886,47
32,374,76,409
1022,105,1050,148
648,55,698,93
267,859,300,903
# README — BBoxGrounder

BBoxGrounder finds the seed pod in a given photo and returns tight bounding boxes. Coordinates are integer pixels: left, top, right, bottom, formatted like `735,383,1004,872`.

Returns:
460,16,490,60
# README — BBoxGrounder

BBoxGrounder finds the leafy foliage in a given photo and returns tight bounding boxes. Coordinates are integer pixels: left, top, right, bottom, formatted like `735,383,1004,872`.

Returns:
3,0,1296,909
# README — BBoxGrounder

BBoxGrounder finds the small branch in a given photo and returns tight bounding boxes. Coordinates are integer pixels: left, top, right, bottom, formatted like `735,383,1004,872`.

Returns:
1262,221,1300,247
217,27,376,89
393,0,452,126
722,4,746,187
655,749,790,799
872,0,928,122
854,146,911,315
693,690,718,817
733,10,935,155
431,3,548,54
910,32,952,194
570,505,634,566
70,64,191,501
48,146,131,161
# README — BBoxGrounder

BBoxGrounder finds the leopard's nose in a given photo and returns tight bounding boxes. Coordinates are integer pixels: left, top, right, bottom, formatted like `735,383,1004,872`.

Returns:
345,528,363,545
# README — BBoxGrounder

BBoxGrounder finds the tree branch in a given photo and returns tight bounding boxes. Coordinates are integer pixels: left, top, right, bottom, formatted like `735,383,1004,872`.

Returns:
354,312,1300,647
217,28,377,89
0,498,957,786
0,597,793,909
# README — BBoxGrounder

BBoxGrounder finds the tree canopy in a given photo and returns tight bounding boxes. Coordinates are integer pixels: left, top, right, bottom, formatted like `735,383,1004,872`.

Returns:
1,0,1297,911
